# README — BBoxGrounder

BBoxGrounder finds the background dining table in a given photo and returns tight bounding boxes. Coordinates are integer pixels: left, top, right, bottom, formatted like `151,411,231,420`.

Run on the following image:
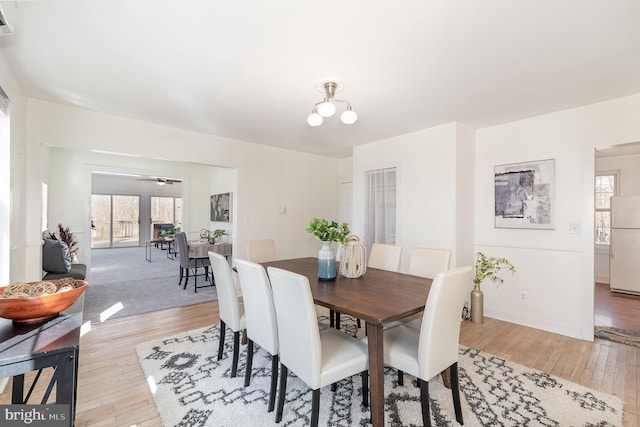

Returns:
261,257,432,427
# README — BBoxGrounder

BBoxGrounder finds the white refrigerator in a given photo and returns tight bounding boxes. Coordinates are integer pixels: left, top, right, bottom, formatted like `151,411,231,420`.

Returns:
609,195,640,295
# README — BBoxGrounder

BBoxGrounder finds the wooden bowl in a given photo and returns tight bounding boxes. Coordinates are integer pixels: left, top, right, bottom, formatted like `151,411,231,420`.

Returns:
0,279,88,323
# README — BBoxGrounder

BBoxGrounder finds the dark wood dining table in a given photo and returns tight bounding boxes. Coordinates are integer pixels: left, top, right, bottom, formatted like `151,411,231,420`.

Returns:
261,257,432,427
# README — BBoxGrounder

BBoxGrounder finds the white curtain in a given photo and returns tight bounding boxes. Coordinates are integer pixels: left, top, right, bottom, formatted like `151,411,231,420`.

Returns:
364,167,397,251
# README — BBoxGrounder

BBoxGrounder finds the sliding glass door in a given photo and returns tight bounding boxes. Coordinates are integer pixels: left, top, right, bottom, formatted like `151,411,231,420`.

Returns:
91,194,140,248
150,196,182,239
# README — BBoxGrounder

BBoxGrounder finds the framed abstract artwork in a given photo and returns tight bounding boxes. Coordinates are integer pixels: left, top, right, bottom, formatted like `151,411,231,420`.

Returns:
494,159,555,229
210,192,232,222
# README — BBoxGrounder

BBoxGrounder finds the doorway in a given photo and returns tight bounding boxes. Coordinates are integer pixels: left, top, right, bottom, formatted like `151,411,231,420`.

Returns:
594,142,640,332
91,194,141,248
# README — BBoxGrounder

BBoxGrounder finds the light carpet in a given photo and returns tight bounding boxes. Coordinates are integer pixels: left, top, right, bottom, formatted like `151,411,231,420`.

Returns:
84,246,217,323
136,314,623,427
595,325,640,349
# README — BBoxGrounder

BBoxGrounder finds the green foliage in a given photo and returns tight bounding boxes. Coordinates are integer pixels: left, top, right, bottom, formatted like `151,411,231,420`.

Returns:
306,218,350,243
165,226,181,235
474,252,516,286
212,229,226,239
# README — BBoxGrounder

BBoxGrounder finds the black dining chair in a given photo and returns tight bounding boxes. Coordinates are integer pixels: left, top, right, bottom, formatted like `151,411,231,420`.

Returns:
175,232,212,292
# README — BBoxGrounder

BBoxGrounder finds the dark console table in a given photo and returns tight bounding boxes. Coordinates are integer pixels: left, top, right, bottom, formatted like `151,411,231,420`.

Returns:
0,295,84,425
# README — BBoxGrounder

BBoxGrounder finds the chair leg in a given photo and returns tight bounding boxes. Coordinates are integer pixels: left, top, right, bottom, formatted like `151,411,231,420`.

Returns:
231,331,240,377
178,267,184,286
276,364,288,423
329,310,335,328
357,318,361,328
450,362,463,425
361,370,369,407
397,369,404,386
244,339,254,387
268,354,279,412
335,312,341,330
194,265,198,292
183,268,190,290
419,379,431,427
217,321,226,361
205,266,209,282
311,388,320,427
331,383,337,392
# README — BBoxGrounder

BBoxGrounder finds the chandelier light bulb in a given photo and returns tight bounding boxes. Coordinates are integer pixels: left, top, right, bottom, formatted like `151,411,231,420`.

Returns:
307,110,323,126
317,100,336,117
340,107,358,125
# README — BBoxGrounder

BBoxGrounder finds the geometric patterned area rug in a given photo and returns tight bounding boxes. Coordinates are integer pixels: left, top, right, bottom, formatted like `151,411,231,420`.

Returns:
595,325,640,349
137,319,624,426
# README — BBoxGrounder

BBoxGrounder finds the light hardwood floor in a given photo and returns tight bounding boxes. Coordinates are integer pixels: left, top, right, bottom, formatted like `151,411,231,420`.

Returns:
595,282,640,331
2,297,638,426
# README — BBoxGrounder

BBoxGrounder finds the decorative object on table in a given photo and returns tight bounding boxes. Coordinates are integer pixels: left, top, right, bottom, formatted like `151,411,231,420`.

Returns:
471,252,516,324
211,229,227,243
306,218,350,280
494,158,555,229
200,229,211,240
210,192,232,222
339,235,367,278
0,278,88,323
47,223,79,262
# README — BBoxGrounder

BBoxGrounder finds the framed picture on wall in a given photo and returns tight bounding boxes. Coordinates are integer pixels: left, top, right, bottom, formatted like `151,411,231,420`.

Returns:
494,159,555,229
210,192,232,222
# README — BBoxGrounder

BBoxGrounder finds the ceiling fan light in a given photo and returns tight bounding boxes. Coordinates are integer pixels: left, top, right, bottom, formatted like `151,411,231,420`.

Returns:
341,108,358,124
317,100,336,117
307,111,323,126
156,180,166,186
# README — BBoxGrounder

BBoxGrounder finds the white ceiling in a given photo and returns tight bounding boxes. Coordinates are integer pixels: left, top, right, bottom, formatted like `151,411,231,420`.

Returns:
1,1,640,158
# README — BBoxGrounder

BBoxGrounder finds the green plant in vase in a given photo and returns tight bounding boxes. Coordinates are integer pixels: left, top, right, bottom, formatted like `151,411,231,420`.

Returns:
306,218,350,280
212,229,227,242
473,252,516,290
471,252,516,324
306,218,350,243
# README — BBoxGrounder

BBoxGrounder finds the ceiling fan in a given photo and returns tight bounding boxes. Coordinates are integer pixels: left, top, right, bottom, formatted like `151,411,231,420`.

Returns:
136,177,182,185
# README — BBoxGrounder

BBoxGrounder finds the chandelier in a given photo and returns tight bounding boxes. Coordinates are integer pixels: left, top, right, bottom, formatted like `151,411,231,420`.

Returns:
307,80,358,126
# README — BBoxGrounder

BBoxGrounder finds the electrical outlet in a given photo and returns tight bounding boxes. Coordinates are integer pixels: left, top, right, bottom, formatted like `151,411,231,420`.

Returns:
519,292,527,301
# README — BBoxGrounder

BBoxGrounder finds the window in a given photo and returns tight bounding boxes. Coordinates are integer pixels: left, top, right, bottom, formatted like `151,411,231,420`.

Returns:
364,167,397,251
150,196,182,238
595,172,617,244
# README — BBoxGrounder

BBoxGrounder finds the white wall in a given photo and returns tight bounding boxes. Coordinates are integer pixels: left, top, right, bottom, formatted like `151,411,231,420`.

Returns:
475,93,640,340
17,99,342,280
0,52,29,283
594,151,640,283
352,122,475,272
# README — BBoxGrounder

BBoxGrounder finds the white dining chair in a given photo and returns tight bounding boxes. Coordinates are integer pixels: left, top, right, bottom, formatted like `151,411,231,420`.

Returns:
246,239,276,263
381,265,472,427
267,266,369,427
408,247,451,279
209,251,246,378
389,247,452,329
368,243,402,272
234,258,279,412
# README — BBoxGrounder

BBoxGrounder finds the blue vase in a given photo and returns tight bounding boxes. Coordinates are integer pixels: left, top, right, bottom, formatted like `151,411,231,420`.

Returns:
318,241,336,280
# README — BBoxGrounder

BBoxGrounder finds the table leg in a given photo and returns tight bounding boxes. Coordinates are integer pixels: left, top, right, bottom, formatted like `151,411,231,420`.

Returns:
55,349,78,425
366,322,384,427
